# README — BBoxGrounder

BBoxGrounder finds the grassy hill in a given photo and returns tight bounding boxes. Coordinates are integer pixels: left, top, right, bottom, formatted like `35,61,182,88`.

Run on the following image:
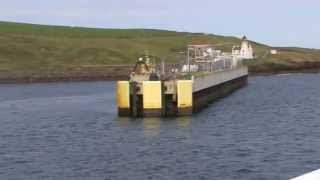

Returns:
0,21,319,82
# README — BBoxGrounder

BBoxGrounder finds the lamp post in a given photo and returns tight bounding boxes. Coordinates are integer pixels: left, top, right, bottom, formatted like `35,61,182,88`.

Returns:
187,47,190,73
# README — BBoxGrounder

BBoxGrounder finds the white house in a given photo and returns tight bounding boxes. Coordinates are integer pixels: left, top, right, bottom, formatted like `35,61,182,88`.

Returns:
240,36,254,59
232,36,254,60
270,49,278,55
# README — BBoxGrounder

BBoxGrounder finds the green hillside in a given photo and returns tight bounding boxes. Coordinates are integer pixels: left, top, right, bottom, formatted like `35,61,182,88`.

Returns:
0,21,319,82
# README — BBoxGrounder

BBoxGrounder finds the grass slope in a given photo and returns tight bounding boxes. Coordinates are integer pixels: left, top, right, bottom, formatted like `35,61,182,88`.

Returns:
0,21,319,80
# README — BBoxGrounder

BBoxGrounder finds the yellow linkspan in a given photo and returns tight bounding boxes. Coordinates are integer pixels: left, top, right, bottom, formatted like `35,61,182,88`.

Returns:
143,81,162,109
177,80,193,108
116,81,130,108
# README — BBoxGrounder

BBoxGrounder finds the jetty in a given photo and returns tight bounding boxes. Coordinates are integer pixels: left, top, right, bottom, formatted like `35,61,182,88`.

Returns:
116,44,249,117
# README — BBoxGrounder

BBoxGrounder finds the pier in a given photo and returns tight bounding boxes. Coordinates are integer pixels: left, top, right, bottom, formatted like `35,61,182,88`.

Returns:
116,44,249,117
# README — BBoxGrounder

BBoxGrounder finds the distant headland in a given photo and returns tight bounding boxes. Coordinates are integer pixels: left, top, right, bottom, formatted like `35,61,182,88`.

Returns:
0,21,320,83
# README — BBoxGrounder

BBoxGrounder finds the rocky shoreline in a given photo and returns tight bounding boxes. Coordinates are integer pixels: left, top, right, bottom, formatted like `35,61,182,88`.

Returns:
0,65,319,84
248,61,320,76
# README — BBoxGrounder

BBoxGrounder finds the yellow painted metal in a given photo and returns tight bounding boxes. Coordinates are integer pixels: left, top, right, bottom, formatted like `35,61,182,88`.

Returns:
143,81,162,109
177,80,193,108
116,81,130,108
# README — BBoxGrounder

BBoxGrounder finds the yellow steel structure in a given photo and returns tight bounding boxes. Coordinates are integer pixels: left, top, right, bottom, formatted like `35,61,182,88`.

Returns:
143,81,162,109
177,80,193,108
116,81,130,108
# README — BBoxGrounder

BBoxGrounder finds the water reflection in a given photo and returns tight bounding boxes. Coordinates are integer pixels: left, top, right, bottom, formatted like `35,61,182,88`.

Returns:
143,118,161,137
116,116,193,137
116,117,134,126
175,116,192,128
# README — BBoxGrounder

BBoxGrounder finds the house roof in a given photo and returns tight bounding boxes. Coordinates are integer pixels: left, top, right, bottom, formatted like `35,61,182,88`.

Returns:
242,36,247,41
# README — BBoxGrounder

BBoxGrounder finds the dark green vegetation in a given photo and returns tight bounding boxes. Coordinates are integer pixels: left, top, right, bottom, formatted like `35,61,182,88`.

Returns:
248,47,320,74
0,21,320,82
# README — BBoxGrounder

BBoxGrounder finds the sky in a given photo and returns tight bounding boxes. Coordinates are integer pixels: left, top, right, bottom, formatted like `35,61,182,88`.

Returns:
1,0,319,48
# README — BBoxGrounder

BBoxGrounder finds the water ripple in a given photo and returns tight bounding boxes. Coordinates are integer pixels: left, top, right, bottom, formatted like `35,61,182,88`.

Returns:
1,76,320,179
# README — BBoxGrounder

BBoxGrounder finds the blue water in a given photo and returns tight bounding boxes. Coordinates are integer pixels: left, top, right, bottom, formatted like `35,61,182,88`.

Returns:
1,74,320,180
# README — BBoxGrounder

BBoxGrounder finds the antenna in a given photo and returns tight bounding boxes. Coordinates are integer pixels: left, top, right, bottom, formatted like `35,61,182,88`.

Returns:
161,57,166,75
